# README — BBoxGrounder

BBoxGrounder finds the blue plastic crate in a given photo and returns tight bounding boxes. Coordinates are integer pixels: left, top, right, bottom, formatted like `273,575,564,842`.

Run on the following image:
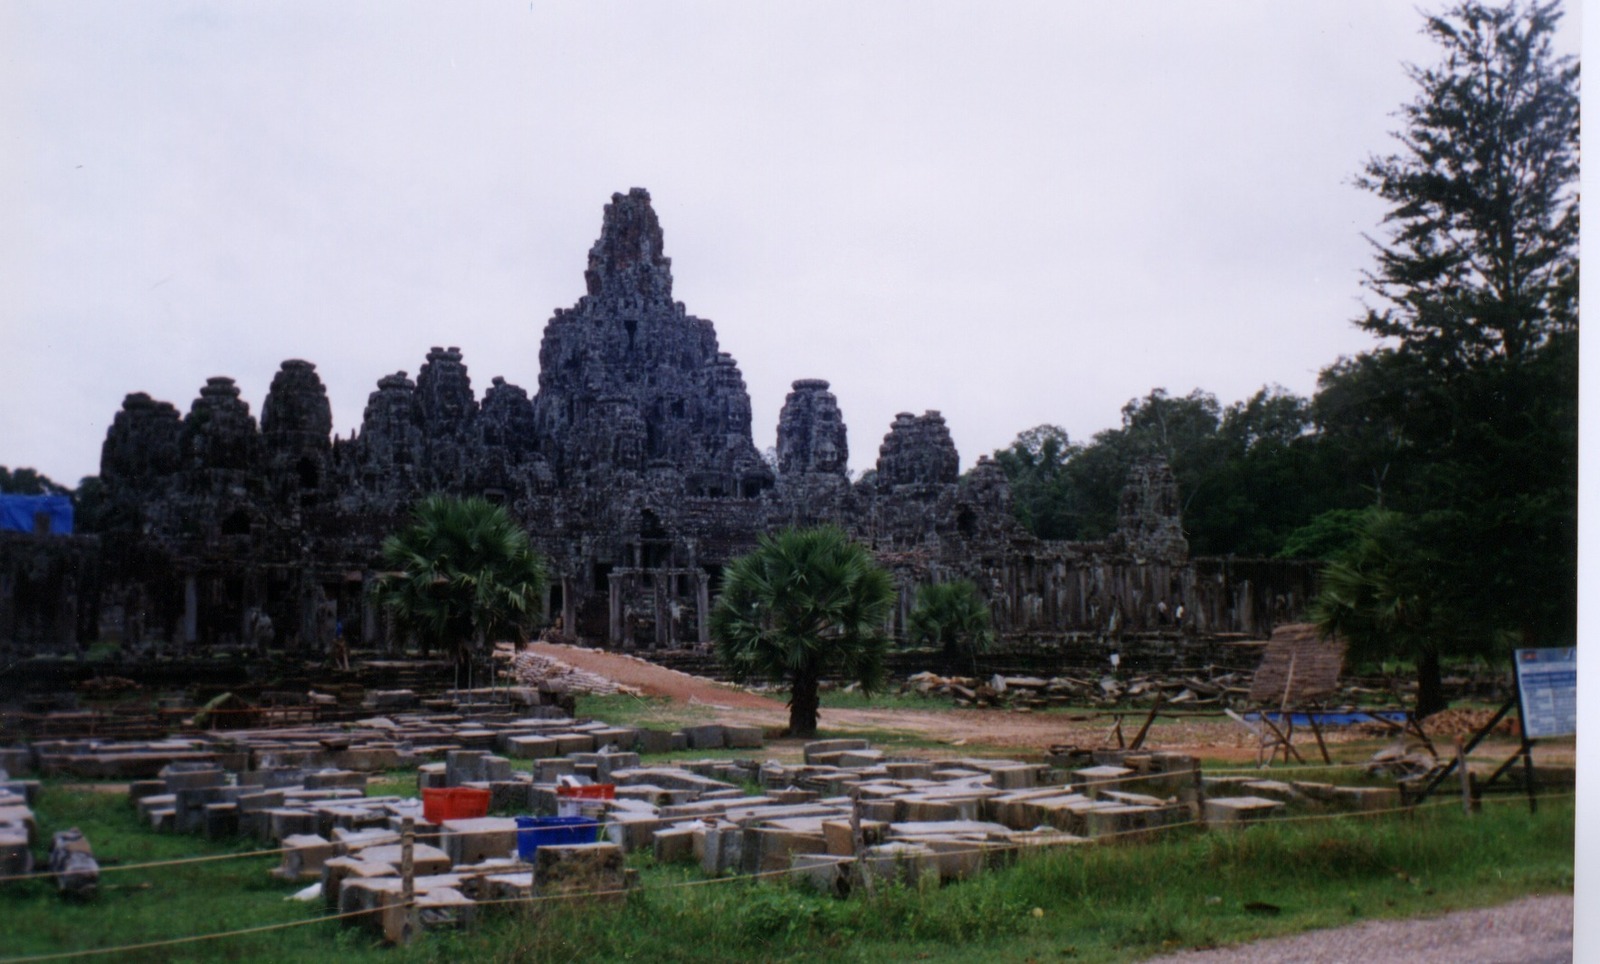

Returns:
515,815,601,860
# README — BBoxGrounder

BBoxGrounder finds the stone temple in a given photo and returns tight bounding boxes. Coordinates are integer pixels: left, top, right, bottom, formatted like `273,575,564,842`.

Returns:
0,190,1314,661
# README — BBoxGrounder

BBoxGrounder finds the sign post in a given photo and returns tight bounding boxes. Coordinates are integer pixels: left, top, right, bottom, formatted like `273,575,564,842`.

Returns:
1506,647,1577,813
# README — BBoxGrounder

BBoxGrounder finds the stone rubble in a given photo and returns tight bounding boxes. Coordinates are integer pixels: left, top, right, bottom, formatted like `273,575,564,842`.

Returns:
1,707,1419,944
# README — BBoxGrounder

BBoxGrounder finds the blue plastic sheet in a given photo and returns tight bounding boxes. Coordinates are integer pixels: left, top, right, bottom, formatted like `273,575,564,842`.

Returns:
0,494,74,535
1245,710,1407,728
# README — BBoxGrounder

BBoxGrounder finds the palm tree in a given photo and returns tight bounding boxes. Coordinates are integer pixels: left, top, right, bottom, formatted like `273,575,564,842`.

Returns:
371,495,547,689
711,526,895,738
1311,508,1459,718
908,580,994,676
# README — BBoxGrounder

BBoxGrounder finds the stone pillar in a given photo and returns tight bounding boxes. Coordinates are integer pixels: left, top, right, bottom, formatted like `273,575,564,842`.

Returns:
654,575,668,649
362,580,377,646
183,575,198,646
561,576,576,639
608,576,623,647
697,571,711,646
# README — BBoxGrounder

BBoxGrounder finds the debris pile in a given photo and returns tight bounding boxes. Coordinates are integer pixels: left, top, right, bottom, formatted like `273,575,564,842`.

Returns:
899,670,1250,710
509,651,641,697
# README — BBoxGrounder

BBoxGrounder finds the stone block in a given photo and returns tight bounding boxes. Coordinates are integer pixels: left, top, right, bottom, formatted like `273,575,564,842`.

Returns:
723,725,763,749
859,842,938,890
358,843,452,877
0,805,39,847
791,853,853,895
741,826,827,874
534,842,626,902
0,826,33,877
678,725,725,750
322,856,395,913
535,758,577,782
275,833,335,881
696,824,743,875
885,762,934,780
445,751,487,787
1324,785,1401,812
605,812,669,853
554,734,596,755
0,748,32,775
821,818,887,856
236,789,285,813
504,735,559,760
439,817,519,866
203,802,239,839
914,836,991,881
161,766,226,792
128,780,167,804
490,781,534,814
589,727,640,750
1203,796,1285,827
634,729,677,755
1074,765,1135,796
803,739,868,764
987,765,1040,791
267,808,319,842
652,826,698,863
838,749,885,768
305,770,367,791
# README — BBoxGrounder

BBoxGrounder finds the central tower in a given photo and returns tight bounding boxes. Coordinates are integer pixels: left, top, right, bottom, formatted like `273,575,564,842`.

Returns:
531,189,772,497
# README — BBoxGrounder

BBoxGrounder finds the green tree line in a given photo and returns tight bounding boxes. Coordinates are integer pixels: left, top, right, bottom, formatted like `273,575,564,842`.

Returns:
993,1,1577,712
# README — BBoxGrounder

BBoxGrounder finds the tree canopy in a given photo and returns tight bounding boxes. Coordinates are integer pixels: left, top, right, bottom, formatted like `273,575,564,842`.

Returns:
371,495,548,687
989,3,1576,718
907,580,994,674
1357,0,1578,369
710,526,895,738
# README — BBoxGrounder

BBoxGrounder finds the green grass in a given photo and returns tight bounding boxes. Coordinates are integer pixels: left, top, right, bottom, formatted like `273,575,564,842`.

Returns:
473,796,1574,963
4,780,1570,963
817,688,950,711
574,693,720,730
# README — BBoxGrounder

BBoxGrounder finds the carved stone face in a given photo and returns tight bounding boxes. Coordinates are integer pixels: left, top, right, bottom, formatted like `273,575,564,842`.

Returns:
812,437,840,472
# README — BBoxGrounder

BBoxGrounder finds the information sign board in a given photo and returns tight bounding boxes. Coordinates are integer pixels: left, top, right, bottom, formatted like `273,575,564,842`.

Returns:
1514,647,1577,739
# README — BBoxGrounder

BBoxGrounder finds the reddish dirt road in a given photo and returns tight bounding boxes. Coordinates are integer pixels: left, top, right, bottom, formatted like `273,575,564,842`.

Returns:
527,642,1263,753
525,643,1576,766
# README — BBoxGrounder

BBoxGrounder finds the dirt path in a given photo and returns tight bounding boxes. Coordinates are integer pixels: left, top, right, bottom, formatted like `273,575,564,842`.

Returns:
528,642,1263,754
525,644,1576,768
1139,894,1573,963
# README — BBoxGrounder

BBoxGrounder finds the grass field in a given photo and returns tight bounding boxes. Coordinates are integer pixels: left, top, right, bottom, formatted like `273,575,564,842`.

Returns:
0,778,1572,963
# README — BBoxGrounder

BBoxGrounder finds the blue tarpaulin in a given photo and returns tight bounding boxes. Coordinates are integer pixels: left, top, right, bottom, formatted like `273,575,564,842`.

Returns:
1245,710,1408,728
0,494,74,535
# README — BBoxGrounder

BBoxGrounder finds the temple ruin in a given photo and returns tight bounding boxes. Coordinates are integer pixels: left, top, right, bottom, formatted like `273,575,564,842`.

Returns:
1,189,1315,664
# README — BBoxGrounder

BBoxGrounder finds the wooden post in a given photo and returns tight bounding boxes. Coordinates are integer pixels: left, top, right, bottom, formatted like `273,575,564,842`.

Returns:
1519,737,1538,814
1307,712,1331,765
400,816,417,944
1129,696,1163,751
1454,737,1473,816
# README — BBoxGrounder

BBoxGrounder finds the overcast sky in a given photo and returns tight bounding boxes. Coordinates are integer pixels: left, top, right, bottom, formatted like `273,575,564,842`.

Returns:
0,1,1584,486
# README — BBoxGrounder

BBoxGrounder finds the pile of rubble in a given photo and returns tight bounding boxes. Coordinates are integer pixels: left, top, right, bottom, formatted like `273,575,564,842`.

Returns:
898,668,1508,713
4,709,1419,947
899,670,1252,710
509,651,641,697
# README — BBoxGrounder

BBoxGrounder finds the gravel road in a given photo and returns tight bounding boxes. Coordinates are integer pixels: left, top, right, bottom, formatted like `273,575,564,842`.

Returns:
1139,894,1572,963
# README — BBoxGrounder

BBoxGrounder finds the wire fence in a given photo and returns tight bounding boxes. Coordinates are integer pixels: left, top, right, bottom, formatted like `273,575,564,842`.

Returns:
0,784,1574,963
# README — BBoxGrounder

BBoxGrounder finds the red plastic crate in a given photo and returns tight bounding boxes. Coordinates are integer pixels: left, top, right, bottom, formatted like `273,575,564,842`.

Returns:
423,787,492,823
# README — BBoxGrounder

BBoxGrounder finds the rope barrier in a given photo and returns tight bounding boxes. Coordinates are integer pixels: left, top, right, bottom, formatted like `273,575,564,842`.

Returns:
0,904,393,963
0,786,1571,963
